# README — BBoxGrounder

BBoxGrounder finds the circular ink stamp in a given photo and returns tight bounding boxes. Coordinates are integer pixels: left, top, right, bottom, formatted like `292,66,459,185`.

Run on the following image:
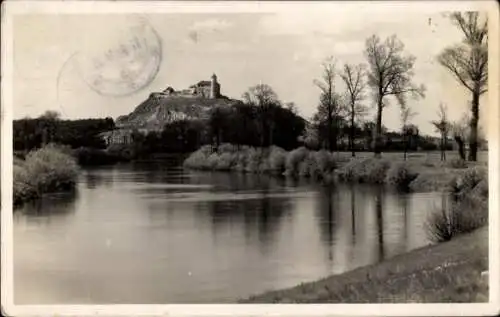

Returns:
75,17,162,97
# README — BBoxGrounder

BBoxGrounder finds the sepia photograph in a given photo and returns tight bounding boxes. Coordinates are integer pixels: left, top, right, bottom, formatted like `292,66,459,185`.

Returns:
1,1,499,316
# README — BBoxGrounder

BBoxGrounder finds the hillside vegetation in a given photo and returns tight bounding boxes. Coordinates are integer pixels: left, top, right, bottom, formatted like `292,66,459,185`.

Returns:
115,95,241,128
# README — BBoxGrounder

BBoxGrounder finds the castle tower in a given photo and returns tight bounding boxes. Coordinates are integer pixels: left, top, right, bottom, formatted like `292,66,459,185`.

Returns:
210,73,219,99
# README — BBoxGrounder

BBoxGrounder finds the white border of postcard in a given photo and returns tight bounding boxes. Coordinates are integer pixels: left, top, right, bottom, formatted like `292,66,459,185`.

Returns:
2,1,499,316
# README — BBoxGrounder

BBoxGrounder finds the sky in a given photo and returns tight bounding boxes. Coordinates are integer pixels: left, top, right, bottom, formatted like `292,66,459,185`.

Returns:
11,3,490,136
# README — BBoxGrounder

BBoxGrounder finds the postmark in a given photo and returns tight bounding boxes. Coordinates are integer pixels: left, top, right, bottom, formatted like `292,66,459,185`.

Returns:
74,16,162,97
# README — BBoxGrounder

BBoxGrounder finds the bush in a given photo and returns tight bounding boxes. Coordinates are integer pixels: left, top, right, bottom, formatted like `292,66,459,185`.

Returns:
336,158,367,182
215,152,237,171
183,144,338,180
337,158,390,184
268,146,287,174
366,159,391,183
13,144,79,206
449,166,487,197
426,196,488,243
447,158,468,169
24,144,79,193
183,145,212,170
284,147,309,176
385,162,418,189
314,150,336,174
13,164,39,205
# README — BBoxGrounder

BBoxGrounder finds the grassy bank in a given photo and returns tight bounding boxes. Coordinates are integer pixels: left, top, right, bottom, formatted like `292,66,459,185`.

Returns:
14,144,79,207
242,226,488,303
183,144,487,192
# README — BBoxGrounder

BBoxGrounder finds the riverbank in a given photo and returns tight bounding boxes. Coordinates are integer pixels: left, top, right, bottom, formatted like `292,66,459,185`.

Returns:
13,144,79,207
242,225,488,303
183,144,487,193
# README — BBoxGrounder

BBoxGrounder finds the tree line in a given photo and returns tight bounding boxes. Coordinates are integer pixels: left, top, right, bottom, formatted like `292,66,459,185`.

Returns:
14,13,487,162
13,111,115,152
306,12,487,161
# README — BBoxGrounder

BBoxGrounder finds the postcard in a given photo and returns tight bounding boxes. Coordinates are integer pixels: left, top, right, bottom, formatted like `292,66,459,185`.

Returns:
1,1,499,316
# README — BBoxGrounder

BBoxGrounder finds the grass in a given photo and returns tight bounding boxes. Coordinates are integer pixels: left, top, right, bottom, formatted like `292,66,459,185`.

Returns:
184,144,487,193
13,144,79,206
242,226,488,303
425,167,488,243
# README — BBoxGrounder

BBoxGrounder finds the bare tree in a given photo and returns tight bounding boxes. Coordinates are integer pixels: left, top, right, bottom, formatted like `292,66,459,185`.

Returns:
431,103,451,161
364,34,425,157
340,63,367,157
400,104,416,161
314,57,344,152
438,12,488,162
451,114,469,160
242,84,280,147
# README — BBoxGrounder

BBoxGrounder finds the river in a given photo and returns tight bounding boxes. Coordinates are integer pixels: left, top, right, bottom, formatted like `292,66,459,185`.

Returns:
14,158,444,304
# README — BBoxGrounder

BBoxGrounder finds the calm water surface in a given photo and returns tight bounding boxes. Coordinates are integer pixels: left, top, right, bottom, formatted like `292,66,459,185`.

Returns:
14,159,443,304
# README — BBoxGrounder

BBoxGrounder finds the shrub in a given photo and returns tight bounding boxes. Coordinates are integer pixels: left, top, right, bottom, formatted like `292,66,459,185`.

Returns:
24,144,79,193
213,152,235,171
408,171,456,192
13,144,79,206
385,162,418,189
183,146,214,170
268,146,287,174
447,158,468,169
470,179,488,201
285,147,309,176
449,166,487,197
337,158,390,183
314,150,336,174
13,164,38,205
365,158,390,183
336,158,366,182
245,148,262,173
426,196,488,243
298,153,316,177
207,152,221,170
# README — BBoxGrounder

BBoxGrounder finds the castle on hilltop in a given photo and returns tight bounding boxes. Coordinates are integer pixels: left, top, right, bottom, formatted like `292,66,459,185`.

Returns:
152,73,222,99
100,74,227,146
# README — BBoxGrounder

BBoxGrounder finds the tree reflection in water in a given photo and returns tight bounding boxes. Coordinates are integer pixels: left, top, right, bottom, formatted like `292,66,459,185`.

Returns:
350,184,356,245
375,186,385,262
204,173,290,255
317,184,337,262
16,190,78,226
397,193,410,253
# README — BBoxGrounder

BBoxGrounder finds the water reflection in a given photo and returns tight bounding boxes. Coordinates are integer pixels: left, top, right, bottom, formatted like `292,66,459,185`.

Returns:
15,191,78,225
375,186,385,261
317,184,337,261
397,193,410,253
14,161,442,304
350,184,356,244
84,171,107,189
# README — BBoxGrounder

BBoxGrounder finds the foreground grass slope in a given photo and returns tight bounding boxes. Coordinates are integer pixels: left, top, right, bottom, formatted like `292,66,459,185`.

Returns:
242,226,488,303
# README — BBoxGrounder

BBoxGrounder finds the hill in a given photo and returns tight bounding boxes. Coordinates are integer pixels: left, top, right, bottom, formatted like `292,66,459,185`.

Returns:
115,93,242,130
